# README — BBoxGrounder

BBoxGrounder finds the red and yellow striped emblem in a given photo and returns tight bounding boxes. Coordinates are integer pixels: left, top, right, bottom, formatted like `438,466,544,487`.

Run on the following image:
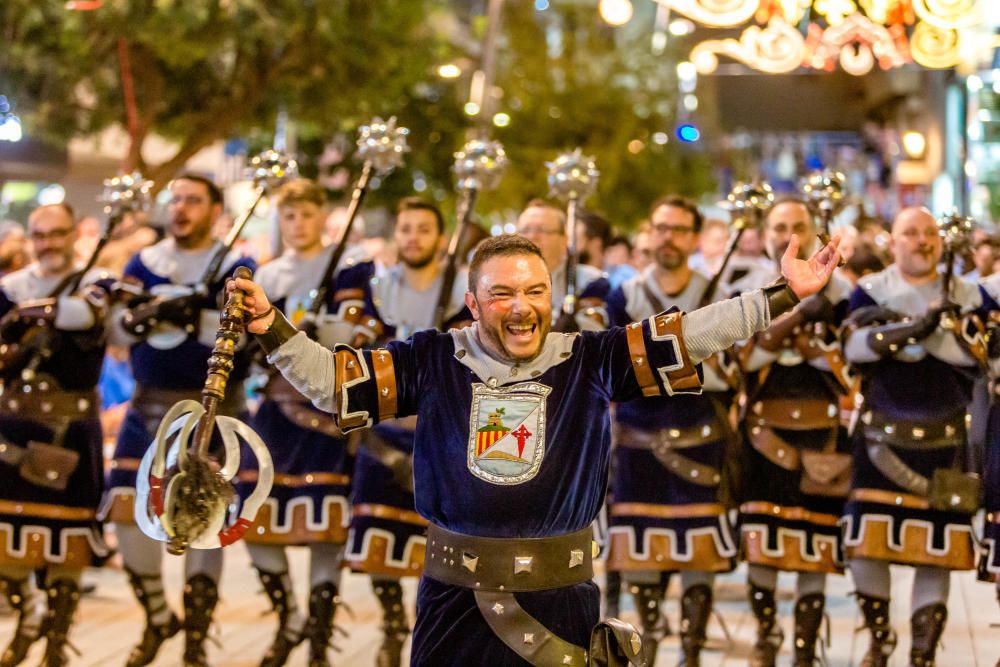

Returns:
476,428,509,455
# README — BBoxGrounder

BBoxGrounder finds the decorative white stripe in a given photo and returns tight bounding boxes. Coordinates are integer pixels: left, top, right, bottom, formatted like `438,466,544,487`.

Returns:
254,496,350,535
345,526,425,572
740,523,841,563
981,537,1000,575
97,487,136,522
0,523,108,563
609,519,737,563
840,513,975,558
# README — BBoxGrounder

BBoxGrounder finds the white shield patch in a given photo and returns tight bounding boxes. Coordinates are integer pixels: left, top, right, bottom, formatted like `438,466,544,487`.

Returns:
467,381,551,486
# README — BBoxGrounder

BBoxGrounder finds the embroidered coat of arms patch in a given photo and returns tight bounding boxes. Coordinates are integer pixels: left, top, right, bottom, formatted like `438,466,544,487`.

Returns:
466,381,552,485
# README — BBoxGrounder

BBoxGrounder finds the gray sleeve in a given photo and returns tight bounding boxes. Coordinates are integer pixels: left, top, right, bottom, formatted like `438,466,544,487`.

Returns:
681,289,771,363
844,326,881,363
266,331,338,413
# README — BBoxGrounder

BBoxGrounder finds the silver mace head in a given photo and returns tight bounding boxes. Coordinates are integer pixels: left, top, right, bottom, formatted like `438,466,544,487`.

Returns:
357,116,410,175
100,171,154,217
247,149,299,191
546,148,599,202
454,138,507,191
801,169,847,213
726,180,774,229
937,209,976,251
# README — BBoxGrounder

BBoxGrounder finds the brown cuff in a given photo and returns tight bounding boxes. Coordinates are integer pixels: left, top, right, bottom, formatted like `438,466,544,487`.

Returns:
763,279,800,320
17,298,59,326
256,309,299,355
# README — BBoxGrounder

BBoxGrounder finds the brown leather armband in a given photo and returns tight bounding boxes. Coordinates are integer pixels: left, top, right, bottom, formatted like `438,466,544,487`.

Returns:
256,309,300,355
763,279,800,320
371,348,398,421
625,322,659,397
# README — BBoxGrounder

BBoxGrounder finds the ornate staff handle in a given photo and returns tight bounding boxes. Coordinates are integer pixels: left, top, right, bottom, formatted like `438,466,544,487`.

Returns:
191,265,252,459
937,211,975,305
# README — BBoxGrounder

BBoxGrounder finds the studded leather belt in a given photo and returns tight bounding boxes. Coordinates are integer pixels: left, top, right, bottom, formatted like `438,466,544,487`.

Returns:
0,384,98,421
425,523,595,667
860,411,965,449
746,398,839,430
616,424,722,487
424,523,594,593
134,384,245,422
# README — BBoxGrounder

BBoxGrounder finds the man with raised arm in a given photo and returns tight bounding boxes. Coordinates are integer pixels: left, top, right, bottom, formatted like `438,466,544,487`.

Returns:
232,233,838,667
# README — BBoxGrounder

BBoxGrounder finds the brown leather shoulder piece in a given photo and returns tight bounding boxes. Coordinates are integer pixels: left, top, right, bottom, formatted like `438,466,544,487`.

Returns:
333,346,369,431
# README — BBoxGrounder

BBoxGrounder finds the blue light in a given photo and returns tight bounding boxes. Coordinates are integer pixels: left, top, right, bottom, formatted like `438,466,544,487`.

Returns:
535,0,549,10
677,124,700,143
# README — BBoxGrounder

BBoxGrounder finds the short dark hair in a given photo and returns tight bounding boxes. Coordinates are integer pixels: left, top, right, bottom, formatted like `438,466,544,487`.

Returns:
607,234,632,253
650,195,703,233
579,210,612,247
396,196,444,235
468,234,545,292
845,246,885,277
172,173,224,207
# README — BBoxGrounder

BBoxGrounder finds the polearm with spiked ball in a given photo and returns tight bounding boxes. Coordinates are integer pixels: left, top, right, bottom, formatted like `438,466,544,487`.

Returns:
696,180,774,308
434,139,507,330
547,149,599,333
304,117,409,331
0,171,156,383
124,149,298,351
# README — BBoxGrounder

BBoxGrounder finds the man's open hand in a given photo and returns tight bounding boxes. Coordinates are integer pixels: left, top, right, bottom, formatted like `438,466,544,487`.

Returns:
781,234,842,300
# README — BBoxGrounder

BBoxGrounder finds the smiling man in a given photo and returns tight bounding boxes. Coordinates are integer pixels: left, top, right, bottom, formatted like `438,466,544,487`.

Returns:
234,233,839,667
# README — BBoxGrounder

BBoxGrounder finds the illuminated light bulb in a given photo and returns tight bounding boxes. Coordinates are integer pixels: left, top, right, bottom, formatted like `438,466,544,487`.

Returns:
599,0,634,26
902,131,926,158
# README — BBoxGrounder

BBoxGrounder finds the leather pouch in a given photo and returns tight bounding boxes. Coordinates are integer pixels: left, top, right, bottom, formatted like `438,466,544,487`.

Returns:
589,618,646,667
928,468,981,514
18,441,80,491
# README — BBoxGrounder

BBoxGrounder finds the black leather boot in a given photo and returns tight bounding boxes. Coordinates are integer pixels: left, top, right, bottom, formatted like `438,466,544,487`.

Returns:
629,582,665,666
257,569,305,667
182,574,219,667
304,582,340,667
748,584,783,667
40,579,81,667
0,576,44,667
124,569,182,667
679,583,712,667
605,570,622,619
792,593,824,667
909,602,947,667
856,593,896,667
373,579,407,667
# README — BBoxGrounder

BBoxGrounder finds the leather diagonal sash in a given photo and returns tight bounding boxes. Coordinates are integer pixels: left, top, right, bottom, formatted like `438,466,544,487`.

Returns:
474,590,587,667
865,443,929,497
